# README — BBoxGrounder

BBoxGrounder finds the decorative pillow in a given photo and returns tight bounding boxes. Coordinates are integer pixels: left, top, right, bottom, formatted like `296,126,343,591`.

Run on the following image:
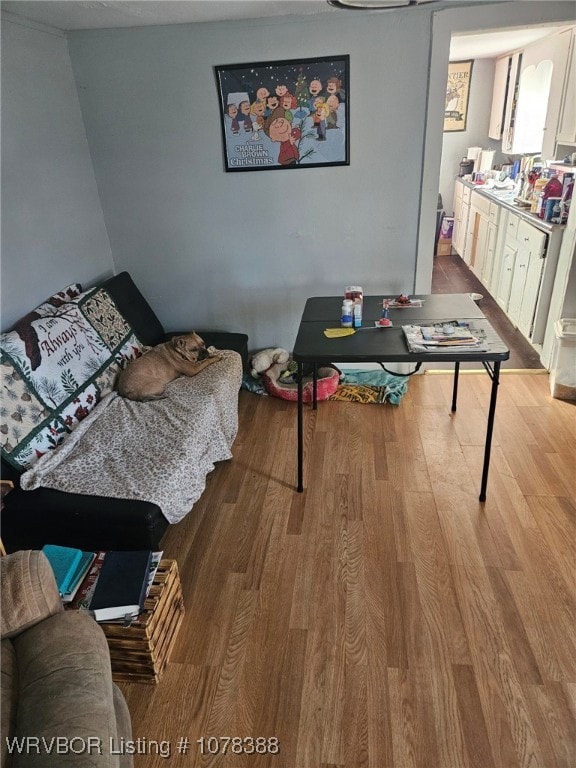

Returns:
46,283,83,304
1,285,144,470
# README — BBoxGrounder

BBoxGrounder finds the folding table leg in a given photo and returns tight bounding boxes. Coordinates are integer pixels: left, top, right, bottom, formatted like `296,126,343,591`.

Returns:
312,363,318,410
297,361,304,492
479,360,501,502
451,361,460,412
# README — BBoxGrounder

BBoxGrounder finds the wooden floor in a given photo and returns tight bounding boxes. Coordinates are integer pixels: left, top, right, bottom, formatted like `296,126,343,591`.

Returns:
120,376,576,768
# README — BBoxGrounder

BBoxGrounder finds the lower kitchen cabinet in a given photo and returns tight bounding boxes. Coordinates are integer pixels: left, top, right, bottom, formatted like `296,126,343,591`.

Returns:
467,192,489,278
506,237,545,338
496,239,518,311
496,212,554,344
518,248,546,338
452,179,471,260
453,179,566,358
482,218,500,288
467,192,502,284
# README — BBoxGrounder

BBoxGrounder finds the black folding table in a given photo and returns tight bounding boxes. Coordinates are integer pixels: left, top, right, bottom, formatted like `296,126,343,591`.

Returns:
293,294,509,502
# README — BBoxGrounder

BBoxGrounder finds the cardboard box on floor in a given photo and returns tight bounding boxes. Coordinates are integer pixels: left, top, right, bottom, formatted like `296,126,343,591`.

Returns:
436,215,453,255
436,238,452,256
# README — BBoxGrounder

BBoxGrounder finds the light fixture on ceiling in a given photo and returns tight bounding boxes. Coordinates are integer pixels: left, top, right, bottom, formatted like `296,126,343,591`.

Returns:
327,0,439,9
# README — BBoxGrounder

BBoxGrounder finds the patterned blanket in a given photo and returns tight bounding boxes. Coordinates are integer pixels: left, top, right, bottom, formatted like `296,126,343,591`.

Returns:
1,285,143,470
20,350,243,524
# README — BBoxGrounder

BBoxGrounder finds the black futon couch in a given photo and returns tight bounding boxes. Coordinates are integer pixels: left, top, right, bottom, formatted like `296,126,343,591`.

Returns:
1,272,248,553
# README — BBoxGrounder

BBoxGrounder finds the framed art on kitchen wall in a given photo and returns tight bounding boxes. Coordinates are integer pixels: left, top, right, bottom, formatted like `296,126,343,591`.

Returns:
444,60,473,132
214,55,350,171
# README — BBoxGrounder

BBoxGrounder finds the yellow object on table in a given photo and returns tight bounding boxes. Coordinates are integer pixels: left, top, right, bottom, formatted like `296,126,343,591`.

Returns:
323,328,356,338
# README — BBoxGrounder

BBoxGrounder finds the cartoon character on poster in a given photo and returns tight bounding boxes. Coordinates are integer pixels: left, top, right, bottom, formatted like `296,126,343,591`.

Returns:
263,116,301,166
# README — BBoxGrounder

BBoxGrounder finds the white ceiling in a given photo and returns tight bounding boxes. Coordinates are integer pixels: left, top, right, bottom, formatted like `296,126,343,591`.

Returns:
0,1,572,59
449,24,568,59
1,1,334,28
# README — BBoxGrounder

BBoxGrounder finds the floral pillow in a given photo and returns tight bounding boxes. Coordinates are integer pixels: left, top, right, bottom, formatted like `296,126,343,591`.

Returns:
1,284,144,470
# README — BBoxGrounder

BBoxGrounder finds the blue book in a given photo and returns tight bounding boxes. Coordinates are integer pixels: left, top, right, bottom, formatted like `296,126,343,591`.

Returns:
62,550,96,602
41,544,83,596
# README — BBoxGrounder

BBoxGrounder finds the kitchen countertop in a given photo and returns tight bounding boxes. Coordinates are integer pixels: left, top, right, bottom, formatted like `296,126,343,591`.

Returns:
457,177,564,233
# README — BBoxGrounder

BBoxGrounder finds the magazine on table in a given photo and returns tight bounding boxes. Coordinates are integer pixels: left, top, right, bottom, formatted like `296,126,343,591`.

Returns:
402,321,487,353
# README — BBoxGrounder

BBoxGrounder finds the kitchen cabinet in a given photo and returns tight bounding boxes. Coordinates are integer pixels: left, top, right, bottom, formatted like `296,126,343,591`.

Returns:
495,213,544,337
494,209,557,345
452,179,471,260
556,27,576,145
495,28,573,156
463,196,478,268
489,55,511,140
518,244,546,338
472,215,489,279
467,192,490,279
452,180,500,285
482,203,502,289
541,27,573,159
507,29,572,156
506,223,546,338
457,185,566,356
501,52,521,153
496,238,518,312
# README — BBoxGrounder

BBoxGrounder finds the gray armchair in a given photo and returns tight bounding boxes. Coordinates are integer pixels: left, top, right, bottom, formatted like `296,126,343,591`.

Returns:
1,550,133,768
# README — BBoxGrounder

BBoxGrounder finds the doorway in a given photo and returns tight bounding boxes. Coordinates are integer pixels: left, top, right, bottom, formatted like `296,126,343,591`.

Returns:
416,8,574,371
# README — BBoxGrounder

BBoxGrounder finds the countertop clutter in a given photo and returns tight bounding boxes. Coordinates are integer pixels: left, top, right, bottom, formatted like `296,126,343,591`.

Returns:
459,179,559,233
458,157,574,233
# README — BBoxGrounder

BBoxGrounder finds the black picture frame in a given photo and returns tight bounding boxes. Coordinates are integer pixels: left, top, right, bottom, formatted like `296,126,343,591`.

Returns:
215,55,350,171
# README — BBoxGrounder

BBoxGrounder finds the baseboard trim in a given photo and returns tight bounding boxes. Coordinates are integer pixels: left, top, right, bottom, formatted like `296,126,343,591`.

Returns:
424,368,548,375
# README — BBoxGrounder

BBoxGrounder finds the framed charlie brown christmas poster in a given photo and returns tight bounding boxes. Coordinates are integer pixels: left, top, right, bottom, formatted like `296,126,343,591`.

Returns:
215,55,350,171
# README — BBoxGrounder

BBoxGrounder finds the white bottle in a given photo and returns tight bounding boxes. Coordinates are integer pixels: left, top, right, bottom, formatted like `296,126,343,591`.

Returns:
353,300,362,328
341,300,353,328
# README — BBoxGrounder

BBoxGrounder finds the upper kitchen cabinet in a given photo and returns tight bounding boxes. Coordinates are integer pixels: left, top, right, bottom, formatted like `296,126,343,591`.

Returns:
556,27,576,145
491,27,573,157
514,29,571,157
490,52,521,147
489,53,519,141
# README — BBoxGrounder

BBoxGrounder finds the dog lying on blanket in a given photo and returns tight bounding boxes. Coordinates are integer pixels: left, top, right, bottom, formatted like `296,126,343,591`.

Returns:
117,331,221,401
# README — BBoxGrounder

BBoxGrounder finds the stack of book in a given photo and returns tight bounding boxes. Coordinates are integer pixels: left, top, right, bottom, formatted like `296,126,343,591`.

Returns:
88,550,153,622
52,548,162,622
402,322,486,353
41,544,96,603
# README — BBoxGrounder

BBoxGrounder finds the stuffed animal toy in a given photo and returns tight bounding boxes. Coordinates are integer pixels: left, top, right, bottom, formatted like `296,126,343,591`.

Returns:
249,347,290,379
248,347,340,403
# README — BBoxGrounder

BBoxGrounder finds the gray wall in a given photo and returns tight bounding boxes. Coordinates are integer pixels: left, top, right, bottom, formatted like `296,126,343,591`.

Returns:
1,15,114,329
67,11,431,351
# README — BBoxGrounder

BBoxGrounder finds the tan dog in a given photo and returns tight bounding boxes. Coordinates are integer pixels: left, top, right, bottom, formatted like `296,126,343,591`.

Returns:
117,332,220,401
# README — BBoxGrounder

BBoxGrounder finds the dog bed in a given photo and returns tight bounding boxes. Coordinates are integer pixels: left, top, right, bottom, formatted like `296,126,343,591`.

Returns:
262,364,340,403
